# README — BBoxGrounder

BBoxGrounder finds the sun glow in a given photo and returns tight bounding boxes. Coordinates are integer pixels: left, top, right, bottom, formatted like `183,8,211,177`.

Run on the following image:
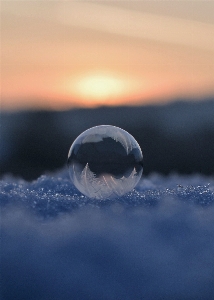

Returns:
65,73,133,106
78,75,125,99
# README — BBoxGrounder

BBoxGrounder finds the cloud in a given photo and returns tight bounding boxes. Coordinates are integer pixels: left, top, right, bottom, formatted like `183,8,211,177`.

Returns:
57,2,214,51
3,1,214,50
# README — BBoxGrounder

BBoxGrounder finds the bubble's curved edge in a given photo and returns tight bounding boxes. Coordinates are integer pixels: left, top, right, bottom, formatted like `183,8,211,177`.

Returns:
68,124,143,158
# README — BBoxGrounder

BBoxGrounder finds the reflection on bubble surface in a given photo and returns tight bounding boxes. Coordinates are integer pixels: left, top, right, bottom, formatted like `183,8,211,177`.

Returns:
68,125,143,199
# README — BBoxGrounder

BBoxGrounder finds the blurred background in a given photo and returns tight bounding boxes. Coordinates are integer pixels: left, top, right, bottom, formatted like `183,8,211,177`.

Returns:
1,1,214,180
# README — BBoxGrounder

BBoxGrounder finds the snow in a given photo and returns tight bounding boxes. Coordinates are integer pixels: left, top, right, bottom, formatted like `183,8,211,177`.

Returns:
1,169,214,299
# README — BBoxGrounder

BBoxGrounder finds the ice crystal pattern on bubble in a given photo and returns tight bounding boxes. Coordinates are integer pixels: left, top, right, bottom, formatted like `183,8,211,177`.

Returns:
68,125,143,199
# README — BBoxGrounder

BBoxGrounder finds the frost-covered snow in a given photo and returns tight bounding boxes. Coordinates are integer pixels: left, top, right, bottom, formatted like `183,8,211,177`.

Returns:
1,169,214,299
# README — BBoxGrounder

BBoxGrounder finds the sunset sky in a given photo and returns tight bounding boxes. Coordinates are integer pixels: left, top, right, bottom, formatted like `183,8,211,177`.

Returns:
1,1,214,110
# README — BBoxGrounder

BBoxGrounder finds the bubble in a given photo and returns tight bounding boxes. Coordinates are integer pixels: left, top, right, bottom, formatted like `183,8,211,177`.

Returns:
68,125,143,199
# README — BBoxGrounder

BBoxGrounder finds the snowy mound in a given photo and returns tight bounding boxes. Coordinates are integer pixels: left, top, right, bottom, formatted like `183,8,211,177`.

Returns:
1,169,214,299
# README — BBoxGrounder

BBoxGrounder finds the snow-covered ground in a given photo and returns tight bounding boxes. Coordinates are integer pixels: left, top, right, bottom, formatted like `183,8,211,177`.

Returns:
1,169,214,299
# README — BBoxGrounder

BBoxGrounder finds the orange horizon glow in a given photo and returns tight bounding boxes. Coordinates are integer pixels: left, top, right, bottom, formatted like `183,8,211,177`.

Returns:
1,66,214,111
2,68,214,111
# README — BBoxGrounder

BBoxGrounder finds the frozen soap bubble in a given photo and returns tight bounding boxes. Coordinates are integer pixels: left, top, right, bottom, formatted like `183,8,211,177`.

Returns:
68,125,143,199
